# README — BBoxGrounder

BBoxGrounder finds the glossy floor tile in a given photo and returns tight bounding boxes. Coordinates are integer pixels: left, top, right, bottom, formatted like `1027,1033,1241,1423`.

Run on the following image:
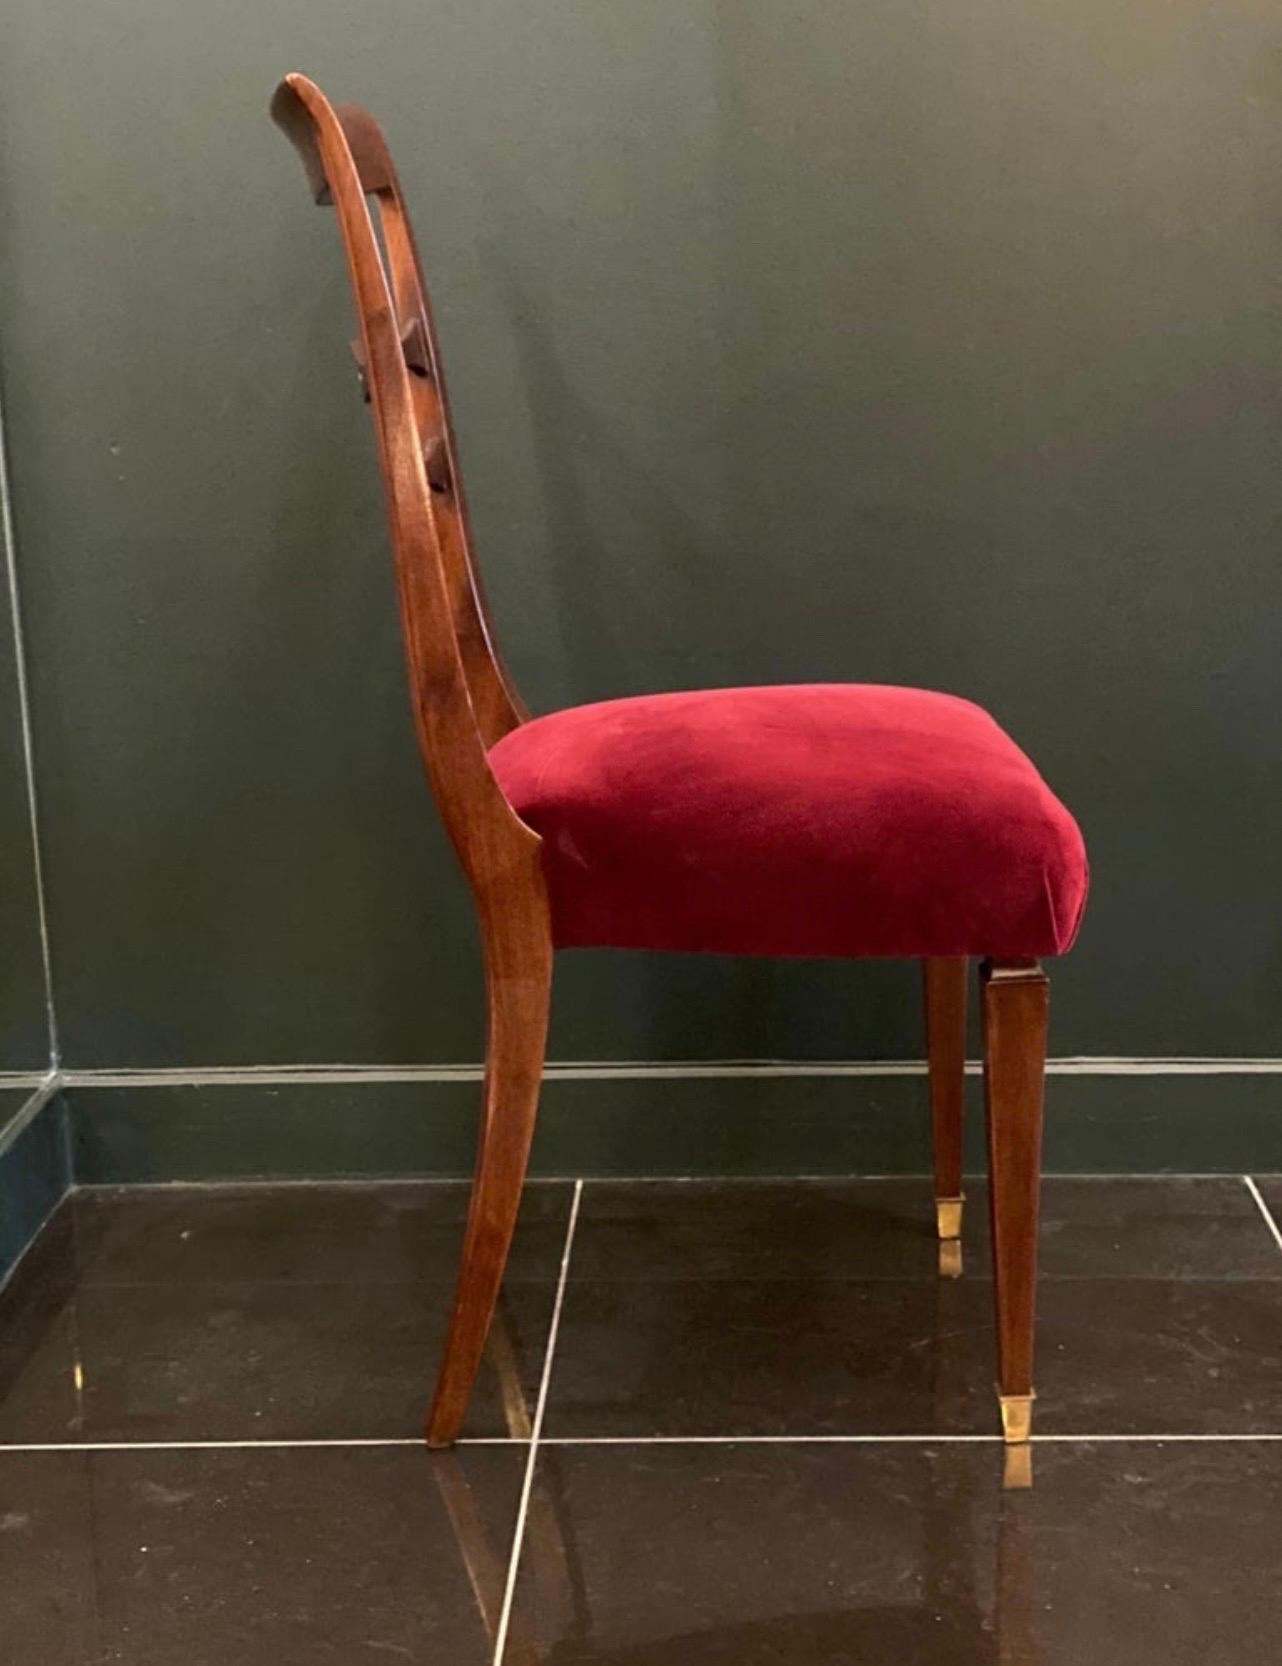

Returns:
1004,1175,1282,1279
0,1184,566,1442
570,1176,1282,1282
71,1179,573,1286
0,1275,553,1443
544,1273,1282,1437
543,1275,997,1436
1,1175,1281,1663
544,1177,1282,1437
505,1441,1282,1665
1035,1277,1282,1434
0,1445,523,1666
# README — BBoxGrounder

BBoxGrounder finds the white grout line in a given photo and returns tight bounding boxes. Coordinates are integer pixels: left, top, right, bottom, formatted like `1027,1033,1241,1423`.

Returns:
1029,1432,1282,1443
536,1432,1282,1445
0,1438,435,1453
533,1433,1005,1445
0,383,59,1069
4,1431,1282,1455
1243,1176,1282,1257
492,1178,583,1666
57,1056,1282,1089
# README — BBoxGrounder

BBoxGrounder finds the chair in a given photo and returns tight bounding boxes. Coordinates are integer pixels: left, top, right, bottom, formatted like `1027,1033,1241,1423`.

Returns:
270,75,1088,1450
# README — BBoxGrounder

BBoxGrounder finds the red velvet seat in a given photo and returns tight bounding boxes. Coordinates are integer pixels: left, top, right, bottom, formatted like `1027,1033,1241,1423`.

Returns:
490,683,1088,959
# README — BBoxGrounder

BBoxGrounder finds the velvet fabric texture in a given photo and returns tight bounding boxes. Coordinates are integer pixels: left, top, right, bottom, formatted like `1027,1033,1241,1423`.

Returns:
489,685,1088,959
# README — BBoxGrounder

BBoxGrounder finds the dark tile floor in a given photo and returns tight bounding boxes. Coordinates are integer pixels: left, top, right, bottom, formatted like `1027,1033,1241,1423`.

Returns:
2,1175,1281,1662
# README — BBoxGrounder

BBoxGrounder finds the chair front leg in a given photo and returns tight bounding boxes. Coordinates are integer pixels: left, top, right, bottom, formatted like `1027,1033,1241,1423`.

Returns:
426,869,553,1448
923,956,968,1275
980,957,1049,1444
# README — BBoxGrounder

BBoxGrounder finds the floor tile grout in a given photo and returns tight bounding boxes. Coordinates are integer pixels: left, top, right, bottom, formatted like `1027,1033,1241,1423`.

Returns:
536,1432,1282,1445
1030,1432,1282,1443
536,1432,1282,1444
1242,1176,1282,1257
0,1438,436,1452
5,1431,1282,1455
526,1433,1235,1446
491,1178,583,1666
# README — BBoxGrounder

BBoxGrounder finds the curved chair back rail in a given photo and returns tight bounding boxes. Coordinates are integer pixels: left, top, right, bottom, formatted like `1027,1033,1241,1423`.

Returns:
272,74,529,877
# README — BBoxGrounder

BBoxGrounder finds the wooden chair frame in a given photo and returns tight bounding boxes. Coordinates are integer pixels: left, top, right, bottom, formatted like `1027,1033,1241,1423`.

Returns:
272,74,1050,1450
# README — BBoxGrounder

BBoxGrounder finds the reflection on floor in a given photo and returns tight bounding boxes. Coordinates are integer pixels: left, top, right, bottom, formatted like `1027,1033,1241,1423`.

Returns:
2,1175,1280,1663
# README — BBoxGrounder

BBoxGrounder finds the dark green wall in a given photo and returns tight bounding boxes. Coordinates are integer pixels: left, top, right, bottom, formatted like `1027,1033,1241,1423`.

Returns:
0,1,1278,1074
0,436,46,1070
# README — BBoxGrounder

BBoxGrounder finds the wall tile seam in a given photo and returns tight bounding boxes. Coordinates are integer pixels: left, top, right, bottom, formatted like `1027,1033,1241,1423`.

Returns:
0,374,59,1067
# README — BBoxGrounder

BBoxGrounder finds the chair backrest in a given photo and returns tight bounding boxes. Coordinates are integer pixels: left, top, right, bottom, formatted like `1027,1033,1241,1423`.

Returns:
271,74,537,889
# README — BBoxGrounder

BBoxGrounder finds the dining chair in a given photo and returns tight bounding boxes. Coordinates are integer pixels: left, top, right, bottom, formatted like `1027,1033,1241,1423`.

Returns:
271,74,1089,1451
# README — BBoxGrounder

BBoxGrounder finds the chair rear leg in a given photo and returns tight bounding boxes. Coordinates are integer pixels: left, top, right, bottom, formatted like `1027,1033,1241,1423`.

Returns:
980,957,1049,1444
426,885,553,1448
923,956,967,1275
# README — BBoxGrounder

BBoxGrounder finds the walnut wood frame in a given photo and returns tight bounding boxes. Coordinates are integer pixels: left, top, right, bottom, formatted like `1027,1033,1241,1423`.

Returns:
272,75,1051,1449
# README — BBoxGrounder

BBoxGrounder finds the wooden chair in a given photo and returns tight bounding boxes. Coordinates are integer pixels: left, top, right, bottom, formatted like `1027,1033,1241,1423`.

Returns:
271,75,1089,1451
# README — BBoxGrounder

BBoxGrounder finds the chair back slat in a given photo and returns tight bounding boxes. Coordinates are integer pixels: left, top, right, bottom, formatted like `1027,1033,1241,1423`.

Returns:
271,73,537,883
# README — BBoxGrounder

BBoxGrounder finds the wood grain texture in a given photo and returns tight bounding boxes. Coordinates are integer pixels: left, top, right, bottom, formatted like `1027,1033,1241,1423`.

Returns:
272,75,525,755
923,957,967,1221
426,863,553,1446
273,75,549,1445
980,958,1049,1409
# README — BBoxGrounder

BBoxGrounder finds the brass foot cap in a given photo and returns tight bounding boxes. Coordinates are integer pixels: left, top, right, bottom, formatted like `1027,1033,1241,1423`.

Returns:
1002,1444,1034,1490
999,1391,1036,1445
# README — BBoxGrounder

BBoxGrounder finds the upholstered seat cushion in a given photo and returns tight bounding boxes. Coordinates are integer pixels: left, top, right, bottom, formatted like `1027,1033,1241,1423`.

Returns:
488,684,1088,959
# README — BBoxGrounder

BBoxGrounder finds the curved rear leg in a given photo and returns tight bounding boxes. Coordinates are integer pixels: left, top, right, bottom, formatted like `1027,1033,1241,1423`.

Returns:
426,875,553,1448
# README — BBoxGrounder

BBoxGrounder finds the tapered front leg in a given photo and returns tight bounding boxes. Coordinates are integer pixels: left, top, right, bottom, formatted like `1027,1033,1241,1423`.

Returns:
426,873,553,1448
923,957,967,1276
980,958,1049,1444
